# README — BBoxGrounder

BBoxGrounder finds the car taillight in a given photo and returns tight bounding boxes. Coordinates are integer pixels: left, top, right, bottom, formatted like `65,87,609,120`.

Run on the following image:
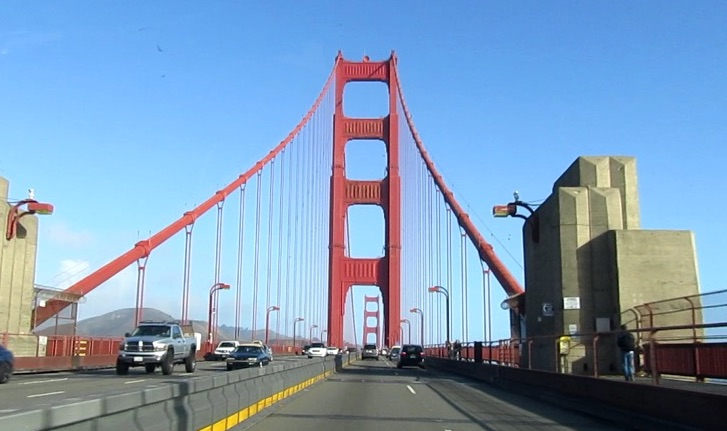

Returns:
420,352,425,356
401,351,407,355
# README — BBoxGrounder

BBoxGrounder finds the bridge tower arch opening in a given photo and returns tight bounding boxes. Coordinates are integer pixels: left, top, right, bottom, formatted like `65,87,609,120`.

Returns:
328,53,401,348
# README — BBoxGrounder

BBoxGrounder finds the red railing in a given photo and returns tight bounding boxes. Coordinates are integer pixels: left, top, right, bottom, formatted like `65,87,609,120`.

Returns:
424,322,727,384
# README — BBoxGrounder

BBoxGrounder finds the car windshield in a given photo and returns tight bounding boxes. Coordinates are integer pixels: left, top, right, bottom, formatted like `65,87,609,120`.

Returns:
235,346,262,354
391,347,401,354
311,343,325,348
130,325,171,337
402,345,422,353
218,342,236,348
364,344,376,350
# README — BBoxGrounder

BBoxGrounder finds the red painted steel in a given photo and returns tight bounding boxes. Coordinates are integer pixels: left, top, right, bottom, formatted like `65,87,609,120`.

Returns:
33,61,340,327
328,52,401,348
361,295,381,347
391,63,524,298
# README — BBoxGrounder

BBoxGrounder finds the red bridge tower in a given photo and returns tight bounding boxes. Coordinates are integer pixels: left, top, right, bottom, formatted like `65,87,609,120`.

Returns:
328,52,401,348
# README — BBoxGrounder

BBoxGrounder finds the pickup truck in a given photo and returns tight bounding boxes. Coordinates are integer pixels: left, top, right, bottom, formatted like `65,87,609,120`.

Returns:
116,321,197,375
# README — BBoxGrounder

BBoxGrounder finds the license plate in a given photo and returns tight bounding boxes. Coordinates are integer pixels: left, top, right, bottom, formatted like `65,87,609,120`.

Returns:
133,356,143,362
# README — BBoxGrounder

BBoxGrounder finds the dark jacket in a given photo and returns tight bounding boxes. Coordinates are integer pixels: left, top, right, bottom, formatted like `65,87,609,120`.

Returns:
617,331,636,352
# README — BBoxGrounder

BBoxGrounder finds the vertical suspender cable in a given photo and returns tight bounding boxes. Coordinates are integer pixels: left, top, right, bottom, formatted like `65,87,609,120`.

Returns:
460,228,468,343
300,124,310,326
252,170,263,339
285,141,294,341
427,178,434,346
314,109,324,331
446,207,453,342
292,134,301,325
436,189,442,344
134,257,148,326
234,185,246,339
276,152,286,343
265,161,276,314
213,201,224,335
181,224,194,323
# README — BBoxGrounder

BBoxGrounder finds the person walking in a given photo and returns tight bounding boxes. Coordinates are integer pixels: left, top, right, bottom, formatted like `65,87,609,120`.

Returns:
617,325,636,381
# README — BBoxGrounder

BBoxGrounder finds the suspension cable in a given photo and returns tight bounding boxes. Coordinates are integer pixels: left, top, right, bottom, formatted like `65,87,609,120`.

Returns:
234,185,246,339
446,206,453,342
181,223,193,323
276,151,286,343
252,170,263,339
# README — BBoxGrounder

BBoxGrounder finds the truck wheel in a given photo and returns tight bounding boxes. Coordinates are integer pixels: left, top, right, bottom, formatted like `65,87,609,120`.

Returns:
185,347,196,373
116,359,129,375
161,349,174,375
145,364,156,373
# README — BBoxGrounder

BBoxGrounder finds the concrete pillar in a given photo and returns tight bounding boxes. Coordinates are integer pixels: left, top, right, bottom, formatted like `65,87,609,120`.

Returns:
0,176,39,339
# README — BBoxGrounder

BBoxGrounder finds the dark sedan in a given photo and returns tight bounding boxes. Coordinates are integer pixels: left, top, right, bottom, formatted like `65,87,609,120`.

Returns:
0,345,13,384
225,344,271,370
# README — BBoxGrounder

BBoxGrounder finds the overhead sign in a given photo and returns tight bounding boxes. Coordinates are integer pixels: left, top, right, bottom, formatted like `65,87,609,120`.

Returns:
542,302,554,317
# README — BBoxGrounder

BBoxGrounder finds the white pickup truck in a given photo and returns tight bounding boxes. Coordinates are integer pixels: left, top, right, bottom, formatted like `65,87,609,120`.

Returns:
116,321,197,375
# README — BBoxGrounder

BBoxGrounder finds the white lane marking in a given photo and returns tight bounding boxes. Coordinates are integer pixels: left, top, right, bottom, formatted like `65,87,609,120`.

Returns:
124,379,147,384
19,377,68,385
27,391,65,398
406,384,416,394
0,409,18,413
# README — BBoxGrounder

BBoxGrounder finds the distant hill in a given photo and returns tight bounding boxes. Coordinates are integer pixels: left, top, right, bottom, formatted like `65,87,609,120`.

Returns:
34,307,295,343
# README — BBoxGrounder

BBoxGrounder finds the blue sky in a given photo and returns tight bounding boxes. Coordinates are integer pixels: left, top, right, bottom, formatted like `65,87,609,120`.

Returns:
2,1,726,343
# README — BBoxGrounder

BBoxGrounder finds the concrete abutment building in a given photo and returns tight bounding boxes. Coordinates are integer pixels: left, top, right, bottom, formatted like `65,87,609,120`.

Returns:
0,175,43,355
523,156,702,375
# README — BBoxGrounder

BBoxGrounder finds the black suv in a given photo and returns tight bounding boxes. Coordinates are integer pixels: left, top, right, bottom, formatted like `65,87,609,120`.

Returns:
397,344,425,369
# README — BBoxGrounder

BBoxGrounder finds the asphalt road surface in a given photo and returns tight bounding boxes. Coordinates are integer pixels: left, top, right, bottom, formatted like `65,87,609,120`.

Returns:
0,356,306,414
234,358,623,431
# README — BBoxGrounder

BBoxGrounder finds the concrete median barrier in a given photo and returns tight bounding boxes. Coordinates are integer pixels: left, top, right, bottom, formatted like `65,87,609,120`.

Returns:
0,356,337,431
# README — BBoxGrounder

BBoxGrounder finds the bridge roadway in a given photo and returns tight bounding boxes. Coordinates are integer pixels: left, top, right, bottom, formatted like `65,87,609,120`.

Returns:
235,359,621,431
1,356,690,430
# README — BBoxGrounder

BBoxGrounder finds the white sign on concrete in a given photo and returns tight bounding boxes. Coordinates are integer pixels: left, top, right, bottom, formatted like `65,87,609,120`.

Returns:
563,296,581,310
542,302,554,317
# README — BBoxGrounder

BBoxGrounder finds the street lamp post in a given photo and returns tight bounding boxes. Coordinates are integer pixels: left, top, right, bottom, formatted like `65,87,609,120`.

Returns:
265,306,280,345
292,317,304,353
400,319,411,344
309,324,318,344
320,329,328,345
428,286,450,343
207,282,231,352
410,308,424,346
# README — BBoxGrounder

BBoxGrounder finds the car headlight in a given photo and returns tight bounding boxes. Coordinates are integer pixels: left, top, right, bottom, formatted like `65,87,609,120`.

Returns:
153,344,167,351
